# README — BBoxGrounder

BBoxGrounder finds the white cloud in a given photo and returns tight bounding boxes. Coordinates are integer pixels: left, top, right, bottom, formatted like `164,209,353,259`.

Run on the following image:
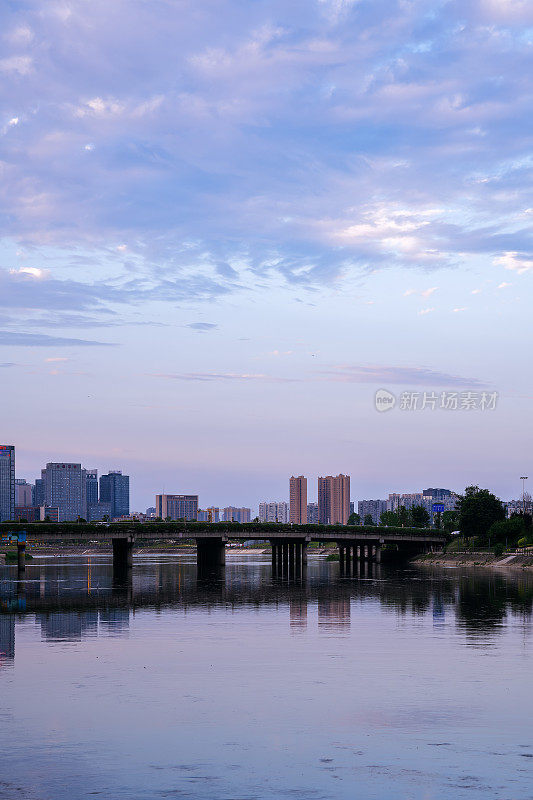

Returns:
453,307,467,312
497,282,512,289
418,307,434,315
9,267,49,279
0,55,32,75
494,252,533,274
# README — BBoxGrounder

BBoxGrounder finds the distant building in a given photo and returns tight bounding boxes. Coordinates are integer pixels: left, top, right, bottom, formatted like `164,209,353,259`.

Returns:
349,501,355,516
290,476,307,524
221,507,251,523
198,507,220,522
88,501,112,522
15,479,33,507
358,499,387,525
41,462,86,522
318,474,350,525
145,506,156,517
14,506,40,522
33,477,45,507
85,470,98,507
40,506,59,522
307,502,319,524
0,445,15,522
100,471,129,519
387,489,457,522
258,501,289,523
156,494,198,521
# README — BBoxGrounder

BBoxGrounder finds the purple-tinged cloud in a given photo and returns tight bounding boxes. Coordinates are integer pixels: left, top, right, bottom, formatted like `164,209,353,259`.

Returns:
0,331,115,347
320,365,486,388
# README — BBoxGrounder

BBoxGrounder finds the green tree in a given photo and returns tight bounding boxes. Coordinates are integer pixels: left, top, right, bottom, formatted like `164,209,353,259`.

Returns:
347,512,361,525
364,513,374,526
442,509,459,534
487,517,525,548
380,510,399,526
397,506,410,527
457,486,505,542
410,505,430,528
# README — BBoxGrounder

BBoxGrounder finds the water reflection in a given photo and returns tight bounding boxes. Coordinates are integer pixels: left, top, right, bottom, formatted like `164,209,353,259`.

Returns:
0,556,532,663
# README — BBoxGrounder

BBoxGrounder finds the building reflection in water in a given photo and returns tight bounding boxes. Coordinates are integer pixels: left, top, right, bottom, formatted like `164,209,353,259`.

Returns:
0,556,532,662
318,597,350,630
289,596,307,632
0,613,15,667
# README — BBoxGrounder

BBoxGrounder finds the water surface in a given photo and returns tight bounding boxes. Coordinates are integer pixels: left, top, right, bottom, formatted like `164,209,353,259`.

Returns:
1,554,532,799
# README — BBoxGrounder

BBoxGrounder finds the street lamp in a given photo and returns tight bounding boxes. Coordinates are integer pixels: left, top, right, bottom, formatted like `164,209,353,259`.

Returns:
520,477,528,516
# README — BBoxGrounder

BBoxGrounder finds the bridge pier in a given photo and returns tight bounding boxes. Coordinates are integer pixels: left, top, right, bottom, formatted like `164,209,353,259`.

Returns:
196,538,226,569
17,542,26,573
271,540,307,579
112,536,134,572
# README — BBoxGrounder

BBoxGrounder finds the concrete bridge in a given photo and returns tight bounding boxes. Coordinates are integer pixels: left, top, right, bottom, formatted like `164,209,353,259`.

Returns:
1,521,446,578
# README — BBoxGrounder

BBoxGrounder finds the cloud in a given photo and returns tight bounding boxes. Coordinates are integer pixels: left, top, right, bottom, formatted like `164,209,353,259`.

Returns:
418,307,435,315
494,252,533,274
0,0,530,300
0,331,114,347
151,372,297,382
186,322,219,331
405,287,438,298
0,55,32,75
0,362,17,368
320,364,483,387
9,266,49,279
497,282,512,289
452,307,468,312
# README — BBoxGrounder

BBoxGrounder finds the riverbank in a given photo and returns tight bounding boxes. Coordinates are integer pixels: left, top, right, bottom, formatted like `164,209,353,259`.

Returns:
413,551,533,569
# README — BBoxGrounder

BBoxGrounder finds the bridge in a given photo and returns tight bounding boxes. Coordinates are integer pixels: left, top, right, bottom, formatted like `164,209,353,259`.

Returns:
0,521,446,578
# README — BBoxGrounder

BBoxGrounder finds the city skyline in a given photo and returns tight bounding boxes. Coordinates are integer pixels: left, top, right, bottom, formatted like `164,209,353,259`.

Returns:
6,447,530,513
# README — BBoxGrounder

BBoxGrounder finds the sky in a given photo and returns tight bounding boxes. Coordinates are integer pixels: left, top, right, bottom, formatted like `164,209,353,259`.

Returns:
1,0,532,511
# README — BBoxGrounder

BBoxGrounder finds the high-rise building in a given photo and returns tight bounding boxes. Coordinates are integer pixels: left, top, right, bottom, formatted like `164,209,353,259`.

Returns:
156,494,198,521
358,499,388,525
290,476,307,524
197,507,220,522
15,479,33,507
33,476,45,507
85,469,98,507
0,445,15,522
100,471,129,519
221,507,251,523
42,462,86,521
318,474,350,525
307,502,319,524
258,501,289,523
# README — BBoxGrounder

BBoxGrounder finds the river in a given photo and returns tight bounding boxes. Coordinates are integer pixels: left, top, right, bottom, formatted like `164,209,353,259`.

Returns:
1,554,532,799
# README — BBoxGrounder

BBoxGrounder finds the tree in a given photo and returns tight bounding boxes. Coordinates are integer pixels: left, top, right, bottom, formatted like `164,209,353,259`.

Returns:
442,509,459,534
364,514,374,526
457,486,505,541
380,510,398,526
410,505,430,528
347,512,361,525
487,517,525,548
397,506,410,527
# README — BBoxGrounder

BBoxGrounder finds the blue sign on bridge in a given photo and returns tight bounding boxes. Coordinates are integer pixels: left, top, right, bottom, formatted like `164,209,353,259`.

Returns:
1,531,26,544
432,504,445,514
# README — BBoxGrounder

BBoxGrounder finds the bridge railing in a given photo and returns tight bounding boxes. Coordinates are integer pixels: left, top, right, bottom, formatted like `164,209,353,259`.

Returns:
0,520,446,539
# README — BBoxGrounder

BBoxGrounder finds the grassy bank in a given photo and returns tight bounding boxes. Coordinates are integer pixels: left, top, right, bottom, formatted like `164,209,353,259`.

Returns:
413,551,533,569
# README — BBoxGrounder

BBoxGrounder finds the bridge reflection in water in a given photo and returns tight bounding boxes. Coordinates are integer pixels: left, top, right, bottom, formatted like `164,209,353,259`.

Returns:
1,555,533,668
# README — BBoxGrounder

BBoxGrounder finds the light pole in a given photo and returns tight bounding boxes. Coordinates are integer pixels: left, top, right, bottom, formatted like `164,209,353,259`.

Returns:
520,477,528,516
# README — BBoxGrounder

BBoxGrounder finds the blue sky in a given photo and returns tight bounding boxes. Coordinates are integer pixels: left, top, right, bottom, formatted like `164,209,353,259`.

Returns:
1,0,532,510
